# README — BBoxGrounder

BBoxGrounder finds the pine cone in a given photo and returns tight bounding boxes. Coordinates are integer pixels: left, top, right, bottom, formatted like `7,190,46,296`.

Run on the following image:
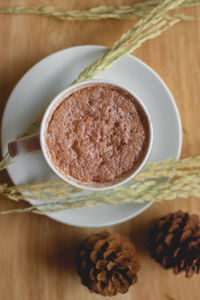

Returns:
77,230,140,296
150,211,200,277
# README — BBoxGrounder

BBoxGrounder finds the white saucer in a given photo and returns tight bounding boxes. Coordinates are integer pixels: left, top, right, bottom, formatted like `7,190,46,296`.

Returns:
1,45,182,227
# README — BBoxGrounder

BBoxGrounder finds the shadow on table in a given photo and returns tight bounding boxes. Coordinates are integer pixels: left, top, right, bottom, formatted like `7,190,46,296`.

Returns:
46,239,79,276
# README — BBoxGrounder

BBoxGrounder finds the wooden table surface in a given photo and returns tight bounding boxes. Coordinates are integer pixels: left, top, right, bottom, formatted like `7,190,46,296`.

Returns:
0,1,200,299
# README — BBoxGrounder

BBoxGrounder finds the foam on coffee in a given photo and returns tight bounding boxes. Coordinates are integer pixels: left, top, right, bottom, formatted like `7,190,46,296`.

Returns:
45,83,149,184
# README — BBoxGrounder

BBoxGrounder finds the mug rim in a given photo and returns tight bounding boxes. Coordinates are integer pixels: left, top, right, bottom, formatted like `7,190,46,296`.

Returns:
40,79,153,191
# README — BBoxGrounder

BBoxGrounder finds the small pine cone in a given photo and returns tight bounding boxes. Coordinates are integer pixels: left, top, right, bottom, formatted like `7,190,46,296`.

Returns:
77,230,140,296
150,211,200,277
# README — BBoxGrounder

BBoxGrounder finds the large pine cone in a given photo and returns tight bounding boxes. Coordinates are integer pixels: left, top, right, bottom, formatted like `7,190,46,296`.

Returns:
150,211,200,277
77,230,140,296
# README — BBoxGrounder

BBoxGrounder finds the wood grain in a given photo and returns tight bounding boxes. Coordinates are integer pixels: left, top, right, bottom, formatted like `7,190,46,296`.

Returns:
0,1,200,299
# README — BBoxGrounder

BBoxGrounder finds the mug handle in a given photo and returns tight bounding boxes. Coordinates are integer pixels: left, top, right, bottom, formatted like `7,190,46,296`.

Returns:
8,134,41,157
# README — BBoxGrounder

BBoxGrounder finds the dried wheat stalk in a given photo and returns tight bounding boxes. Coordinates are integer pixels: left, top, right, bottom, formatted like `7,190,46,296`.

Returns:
0,156,199,214
0,1,199,21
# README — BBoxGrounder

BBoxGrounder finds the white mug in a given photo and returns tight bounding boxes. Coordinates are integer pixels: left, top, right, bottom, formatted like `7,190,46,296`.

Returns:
8,79,153,191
